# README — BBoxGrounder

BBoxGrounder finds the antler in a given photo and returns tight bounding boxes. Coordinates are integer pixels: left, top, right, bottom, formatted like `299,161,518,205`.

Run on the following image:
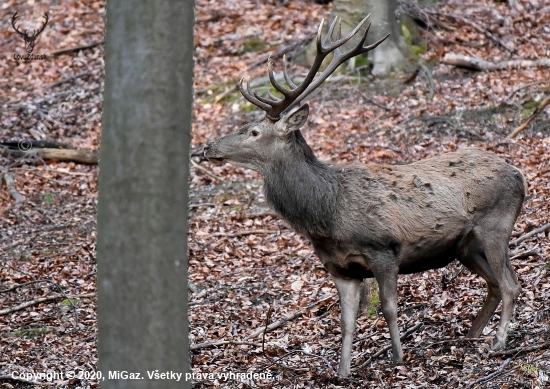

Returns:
238,15,389,121
11,11,26,38
11,12,48,40
31,13,49,39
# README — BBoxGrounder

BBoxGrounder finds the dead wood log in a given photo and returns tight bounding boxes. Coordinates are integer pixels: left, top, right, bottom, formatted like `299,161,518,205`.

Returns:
2,173,24,202
442,54,550,71
7,148,98,164
0,293,95,316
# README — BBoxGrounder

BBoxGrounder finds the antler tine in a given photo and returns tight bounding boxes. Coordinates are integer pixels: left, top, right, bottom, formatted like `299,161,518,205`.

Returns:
283,55,297,89
237,14,388,120
284,16,388,113
238,76,271,112
267,56,292,97
324,16,340,47
11,11,24,36
32,13,49,38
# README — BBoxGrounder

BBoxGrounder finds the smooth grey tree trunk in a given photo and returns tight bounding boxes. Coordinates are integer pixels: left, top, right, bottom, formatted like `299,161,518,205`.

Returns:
97,1,193,388
297,0,409,76
330,0,409,75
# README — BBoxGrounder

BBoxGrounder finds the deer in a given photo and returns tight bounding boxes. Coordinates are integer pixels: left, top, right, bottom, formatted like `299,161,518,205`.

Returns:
11,11,49,54
202,15,526,378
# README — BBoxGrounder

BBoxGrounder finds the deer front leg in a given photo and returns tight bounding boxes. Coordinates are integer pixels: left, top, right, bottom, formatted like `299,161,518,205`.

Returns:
331,275,361,378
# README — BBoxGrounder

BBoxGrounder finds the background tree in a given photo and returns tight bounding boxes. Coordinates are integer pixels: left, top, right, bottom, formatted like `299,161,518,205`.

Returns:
97,0,193,388
299,0,411,75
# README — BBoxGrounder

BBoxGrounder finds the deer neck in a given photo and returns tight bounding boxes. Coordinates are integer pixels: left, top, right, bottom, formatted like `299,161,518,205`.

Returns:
262,131,339,237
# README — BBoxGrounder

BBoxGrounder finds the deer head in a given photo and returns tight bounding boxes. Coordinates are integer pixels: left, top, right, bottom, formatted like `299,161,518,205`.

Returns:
204,15,388,173
11,11,49,54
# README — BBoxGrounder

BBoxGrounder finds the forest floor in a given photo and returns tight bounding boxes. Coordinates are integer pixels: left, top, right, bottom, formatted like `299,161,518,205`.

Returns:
1,0,550,388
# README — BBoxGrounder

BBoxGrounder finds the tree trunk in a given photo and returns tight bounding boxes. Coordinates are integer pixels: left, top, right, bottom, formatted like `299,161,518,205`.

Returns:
333,0,409,75
97,1,193,388
296,0,409,76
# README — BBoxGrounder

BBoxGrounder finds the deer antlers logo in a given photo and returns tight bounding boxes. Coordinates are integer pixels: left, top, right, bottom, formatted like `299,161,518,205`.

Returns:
11,11,49,54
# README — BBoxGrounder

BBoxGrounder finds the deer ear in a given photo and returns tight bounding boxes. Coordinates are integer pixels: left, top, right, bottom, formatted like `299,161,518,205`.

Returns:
279,104,309,134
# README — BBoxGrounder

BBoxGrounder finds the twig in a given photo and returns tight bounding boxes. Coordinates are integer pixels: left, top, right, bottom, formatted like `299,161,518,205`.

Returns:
190,159,222,181
257,349,335,374
207,229,276,238
2,173,24,202
245,294,334,340
190,340,262,351
490,342,550,357
509,96,550,138
468,357,512,388
243,211,278,219
50,40,104,56
510,248,538,261
358,322,423,368
505,81,550,101
46,70,91,89
402,68,419,84
454,15,515,54
442,265,465,289
262,306,273,357
0,293,95,316
354,88,392,111
418,62,435,101
510,222,550,245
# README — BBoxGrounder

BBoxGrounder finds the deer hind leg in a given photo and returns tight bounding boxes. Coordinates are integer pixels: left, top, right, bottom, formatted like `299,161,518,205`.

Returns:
459,249,501,338
473,228,521,350
331,275,361,378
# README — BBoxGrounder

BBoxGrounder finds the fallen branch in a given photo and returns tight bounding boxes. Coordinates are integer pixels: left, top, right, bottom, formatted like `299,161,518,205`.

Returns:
442,54,550,71
358,322,423,368
8,148,98,164
510,222,550,246
245,294,334,340
468,357,512,388
2,173,24,202
510,248,538,261
50,41,104,56
243,211,279,219
509,96,550,138
190,340,262,351
46,70,91,89
0,293,95,316
207,229,276,238
191,159,222,181
490,341,550,358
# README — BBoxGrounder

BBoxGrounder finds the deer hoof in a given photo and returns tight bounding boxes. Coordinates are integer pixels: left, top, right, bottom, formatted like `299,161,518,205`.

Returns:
491,337,505,351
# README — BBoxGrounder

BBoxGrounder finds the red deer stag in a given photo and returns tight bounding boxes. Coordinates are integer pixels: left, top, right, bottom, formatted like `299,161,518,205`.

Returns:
203,15,525,378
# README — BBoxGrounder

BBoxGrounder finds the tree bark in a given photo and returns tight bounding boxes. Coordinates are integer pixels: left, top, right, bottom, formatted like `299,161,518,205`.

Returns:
295,0,410,75
97,1,193,388
331,0,409,75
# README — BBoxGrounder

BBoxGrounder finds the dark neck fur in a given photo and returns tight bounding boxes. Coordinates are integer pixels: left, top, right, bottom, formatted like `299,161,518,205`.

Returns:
262,131,339,237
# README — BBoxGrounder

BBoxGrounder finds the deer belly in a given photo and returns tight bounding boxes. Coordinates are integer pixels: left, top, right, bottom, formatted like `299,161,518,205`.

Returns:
314,244,374,279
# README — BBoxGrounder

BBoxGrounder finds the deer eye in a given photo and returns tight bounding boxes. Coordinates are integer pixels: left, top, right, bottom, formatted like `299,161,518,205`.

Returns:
250,129,259,137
